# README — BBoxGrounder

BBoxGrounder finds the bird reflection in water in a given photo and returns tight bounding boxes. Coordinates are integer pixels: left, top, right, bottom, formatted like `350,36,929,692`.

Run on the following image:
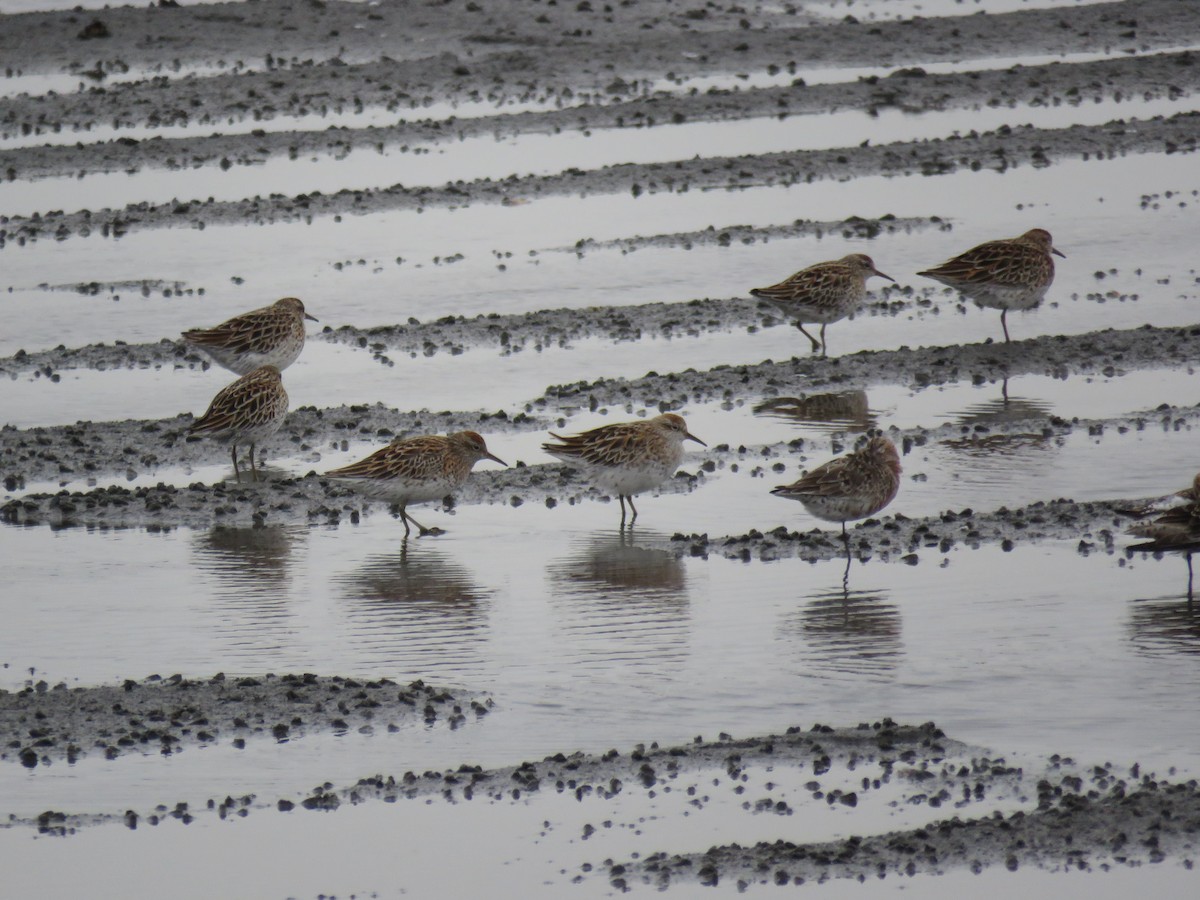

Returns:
191,525,306,656
753,390,874,434
942,376,1055,458
547,530,689,668
1127,595,1200,656
788,556,902,679
334,539,493,675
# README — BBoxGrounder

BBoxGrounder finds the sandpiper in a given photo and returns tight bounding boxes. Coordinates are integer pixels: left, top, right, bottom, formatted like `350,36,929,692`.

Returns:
918,228,1064,343
751,253,895,357
326,431,506,537
542,412,706,527
188,365,289,483
771,435,901,539
1124,473,1200,599
182,297,318,374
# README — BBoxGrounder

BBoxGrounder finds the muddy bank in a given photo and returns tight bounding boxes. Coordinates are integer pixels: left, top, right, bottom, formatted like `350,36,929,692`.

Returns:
4,111,1196,247
4,0,1194,111
11,713,1200,890
0,673,489,770
612,775,1200,889
5,50,1198,182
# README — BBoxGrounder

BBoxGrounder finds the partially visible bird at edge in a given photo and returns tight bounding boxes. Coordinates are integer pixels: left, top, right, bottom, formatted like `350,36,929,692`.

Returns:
1120,473,1200,601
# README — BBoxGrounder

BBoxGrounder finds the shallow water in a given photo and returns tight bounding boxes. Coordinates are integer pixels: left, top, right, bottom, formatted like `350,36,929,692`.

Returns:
3,520,1199,815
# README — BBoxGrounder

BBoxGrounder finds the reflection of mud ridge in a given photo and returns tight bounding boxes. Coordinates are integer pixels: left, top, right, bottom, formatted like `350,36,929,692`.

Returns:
550,531,687,599
1128,596,1200,656
753,391,874,433
192,525,304,590
791,588,903,678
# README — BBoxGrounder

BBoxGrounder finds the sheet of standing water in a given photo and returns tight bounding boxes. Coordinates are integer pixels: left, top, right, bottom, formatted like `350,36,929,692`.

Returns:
2,519,1198,814
1,150,1196,361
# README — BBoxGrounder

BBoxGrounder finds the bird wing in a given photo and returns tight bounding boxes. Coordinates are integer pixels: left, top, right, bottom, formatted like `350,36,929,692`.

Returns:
183,308,283,353
918,241,1041,287
189,369,286,434
750,265,835,303
327,437,446,481
542,422,651,467
772,454,858,498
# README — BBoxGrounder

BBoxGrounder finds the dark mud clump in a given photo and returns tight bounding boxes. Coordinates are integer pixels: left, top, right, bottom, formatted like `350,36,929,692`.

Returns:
0,673,490,769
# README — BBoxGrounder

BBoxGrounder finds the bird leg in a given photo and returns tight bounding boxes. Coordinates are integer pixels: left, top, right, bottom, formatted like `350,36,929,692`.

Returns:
819,323,828,357
231,443,242,483
796,323,822,354
1188,553,1194,604
1000,310,1011,344
399,504,433,537
248,442,260,482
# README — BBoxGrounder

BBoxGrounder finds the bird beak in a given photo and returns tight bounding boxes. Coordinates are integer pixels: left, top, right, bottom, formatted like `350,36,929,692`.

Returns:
485,452,508,466
874,269,896,282
305,313,319,322
1052,248,1066,258
685,431,707,447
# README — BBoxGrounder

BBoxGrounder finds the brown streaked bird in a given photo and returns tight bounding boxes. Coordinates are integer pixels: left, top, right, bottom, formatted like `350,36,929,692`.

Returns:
771,435,901,539
918,228,1064,343
542,413,706,527
751,253,895,357
325,431,507,537
1123,473,1200,599
188,365,289,483
182,297,318,375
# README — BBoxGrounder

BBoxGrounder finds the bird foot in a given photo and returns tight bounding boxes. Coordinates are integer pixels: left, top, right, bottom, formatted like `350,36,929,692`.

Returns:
418,526,445,537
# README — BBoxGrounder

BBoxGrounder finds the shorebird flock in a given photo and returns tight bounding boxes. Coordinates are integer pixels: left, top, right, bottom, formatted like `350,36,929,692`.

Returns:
179,226,1196,579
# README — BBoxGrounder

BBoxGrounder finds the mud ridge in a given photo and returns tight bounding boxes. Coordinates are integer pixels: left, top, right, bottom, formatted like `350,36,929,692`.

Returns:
1,673,489,770
5,51,1198,181
3,112,1196,247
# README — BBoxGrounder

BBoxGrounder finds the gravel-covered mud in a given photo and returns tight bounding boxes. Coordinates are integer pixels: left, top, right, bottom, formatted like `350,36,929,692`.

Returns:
1,673,489,769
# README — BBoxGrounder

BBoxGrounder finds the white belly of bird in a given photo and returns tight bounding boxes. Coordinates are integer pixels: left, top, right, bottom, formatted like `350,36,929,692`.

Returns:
800,493,886,523
967,283,1048,312
208,343,303,375
218,418,284,445
592,458,680,496
336,474,461,506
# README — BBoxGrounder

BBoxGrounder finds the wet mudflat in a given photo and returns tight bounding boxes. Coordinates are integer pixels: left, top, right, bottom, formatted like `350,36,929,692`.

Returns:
2,0,1200,896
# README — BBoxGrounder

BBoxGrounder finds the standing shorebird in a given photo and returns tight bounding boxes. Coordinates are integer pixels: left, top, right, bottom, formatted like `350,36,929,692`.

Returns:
771,435,901,547
751,254,895,357
182,297,318,375
325,431,507,537
917,228,1064,343
1123,473,1200,600
188,365,289,483
542,413,707,527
